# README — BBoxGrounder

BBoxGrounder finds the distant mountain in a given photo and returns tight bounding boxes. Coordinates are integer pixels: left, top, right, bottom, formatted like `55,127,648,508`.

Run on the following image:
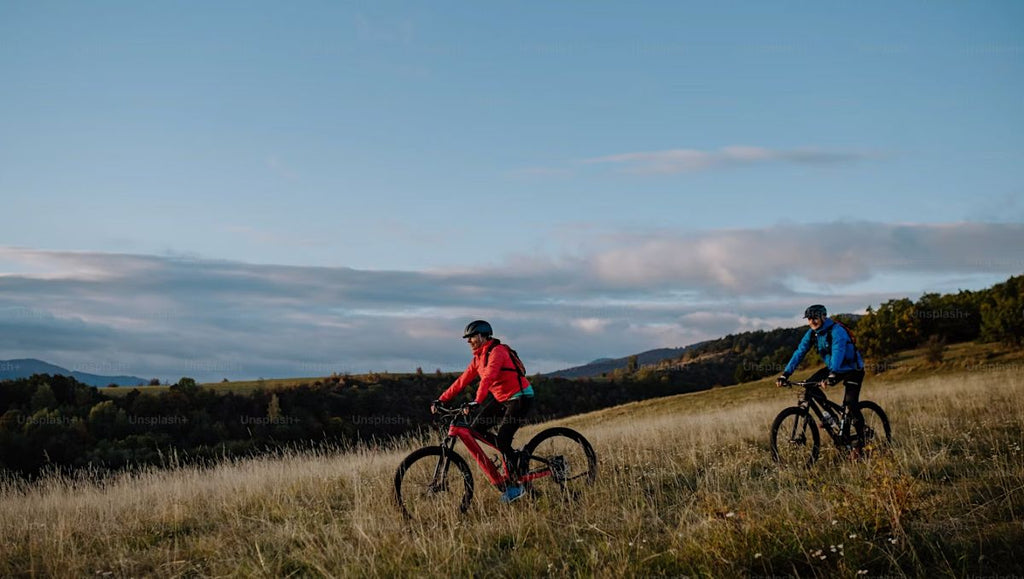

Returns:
545,344,710,378
0,359,146,387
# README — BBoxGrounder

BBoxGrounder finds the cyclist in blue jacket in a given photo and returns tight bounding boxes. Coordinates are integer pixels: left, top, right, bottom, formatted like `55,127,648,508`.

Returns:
776,304,866,444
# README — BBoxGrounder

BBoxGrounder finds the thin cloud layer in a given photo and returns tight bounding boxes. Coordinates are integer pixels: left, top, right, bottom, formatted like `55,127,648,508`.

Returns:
582,146,876,174
1,221,1021,381
585,222,1024,292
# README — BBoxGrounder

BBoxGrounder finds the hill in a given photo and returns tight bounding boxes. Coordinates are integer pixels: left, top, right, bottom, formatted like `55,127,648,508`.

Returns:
545,344,708,378
0,358,146,387
1,348,1021,576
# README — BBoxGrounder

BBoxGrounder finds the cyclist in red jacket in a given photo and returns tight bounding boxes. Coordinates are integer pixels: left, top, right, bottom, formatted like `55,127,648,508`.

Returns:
431,320,535,503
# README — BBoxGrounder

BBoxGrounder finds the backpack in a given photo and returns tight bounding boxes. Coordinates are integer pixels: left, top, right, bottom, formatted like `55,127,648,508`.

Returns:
482,339,527,392
822,319,862,363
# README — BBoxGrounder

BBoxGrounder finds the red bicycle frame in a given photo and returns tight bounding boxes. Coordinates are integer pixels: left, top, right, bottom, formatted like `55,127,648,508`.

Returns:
447,423,549,487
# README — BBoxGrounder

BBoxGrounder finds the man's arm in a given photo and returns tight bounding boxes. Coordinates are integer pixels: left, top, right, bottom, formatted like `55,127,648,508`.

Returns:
439,361,478,403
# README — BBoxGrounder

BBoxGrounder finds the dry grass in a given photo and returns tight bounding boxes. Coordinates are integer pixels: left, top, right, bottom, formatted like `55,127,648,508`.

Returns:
2,365,1022,577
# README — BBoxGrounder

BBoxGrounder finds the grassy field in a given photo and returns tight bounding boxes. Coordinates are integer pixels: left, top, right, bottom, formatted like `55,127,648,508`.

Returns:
2,353,1022,577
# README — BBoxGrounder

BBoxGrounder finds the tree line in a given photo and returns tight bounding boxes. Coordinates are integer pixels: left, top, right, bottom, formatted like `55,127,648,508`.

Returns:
0,368,734,478
664,274,1024,384
1,275,1020,479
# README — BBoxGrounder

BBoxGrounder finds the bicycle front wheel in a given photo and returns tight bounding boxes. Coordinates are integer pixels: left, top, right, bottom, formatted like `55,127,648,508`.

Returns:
770,407,820,468
394,446,474,521
522,427,597,498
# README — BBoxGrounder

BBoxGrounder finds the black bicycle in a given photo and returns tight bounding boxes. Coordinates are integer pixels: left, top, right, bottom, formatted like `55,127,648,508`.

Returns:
394,403,597,521
771,379,891,467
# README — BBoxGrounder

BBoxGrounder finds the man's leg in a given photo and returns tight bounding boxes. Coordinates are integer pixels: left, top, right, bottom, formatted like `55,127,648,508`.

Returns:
805,367,832,404
470,398,503,446
496,397,534,477
841,370,865,443
807,367,832,384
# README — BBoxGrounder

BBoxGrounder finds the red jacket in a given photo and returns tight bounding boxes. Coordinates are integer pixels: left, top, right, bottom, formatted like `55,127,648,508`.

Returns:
439,339,530,405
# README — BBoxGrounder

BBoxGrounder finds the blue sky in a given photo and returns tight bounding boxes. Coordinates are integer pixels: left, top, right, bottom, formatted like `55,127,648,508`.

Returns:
2,2,1023,381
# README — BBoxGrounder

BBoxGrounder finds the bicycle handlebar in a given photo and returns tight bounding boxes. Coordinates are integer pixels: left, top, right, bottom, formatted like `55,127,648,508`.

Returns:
431,402,476,418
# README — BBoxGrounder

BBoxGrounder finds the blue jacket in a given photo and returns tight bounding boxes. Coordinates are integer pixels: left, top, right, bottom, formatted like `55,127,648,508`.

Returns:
784,318,864,376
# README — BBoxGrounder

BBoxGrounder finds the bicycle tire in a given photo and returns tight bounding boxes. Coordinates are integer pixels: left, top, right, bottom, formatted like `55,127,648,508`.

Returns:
521,427,597,497
852,400,892,456
394,446,474,521
770,406,820,468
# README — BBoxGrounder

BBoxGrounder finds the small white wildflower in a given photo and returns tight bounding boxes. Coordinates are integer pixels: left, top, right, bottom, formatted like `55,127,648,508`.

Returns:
754,553,762,559
725,512,735,518
838,544,844,549
819,555,827,560
849,533,857,539
831,519,838,526
857,571,869,576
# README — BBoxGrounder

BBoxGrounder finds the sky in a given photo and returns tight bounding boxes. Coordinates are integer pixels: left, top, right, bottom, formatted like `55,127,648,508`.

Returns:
2,2,1023,382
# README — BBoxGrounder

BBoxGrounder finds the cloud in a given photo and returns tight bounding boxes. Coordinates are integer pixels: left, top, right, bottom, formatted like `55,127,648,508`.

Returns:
582,221,1024,292
1,221,1020,380
581,146,877,174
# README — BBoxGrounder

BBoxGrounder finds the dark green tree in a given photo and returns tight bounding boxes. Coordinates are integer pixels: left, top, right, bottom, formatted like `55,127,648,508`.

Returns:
979,275,1024,346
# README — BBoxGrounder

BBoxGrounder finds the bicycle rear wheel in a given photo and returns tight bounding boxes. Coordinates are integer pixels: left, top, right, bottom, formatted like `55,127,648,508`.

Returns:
770,407,820,468
851,401,892,457
394,446,474,521
521,427,597,498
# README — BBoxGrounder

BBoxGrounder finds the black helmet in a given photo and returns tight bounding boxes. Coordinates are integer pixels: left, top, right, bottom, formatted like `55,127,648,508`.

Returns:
462,320,493,339
803,304,827,319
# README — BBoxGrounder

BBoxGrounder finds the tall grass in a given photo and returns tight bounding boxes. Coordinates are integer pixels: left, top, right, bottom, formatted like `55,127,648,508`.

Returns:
2,367,1022,577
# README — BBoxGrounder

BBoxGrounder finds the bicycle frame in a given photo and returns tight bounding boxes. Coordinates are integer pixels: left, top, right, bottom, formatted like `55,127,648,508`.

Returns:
434,406,550,487
792,382,850,445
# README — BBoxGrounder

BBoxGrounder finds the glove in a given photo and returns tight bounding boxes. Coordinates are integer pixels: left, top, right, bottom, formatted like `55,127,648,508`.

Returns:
461,401,479,415
430,399,442,414
775,374,790,388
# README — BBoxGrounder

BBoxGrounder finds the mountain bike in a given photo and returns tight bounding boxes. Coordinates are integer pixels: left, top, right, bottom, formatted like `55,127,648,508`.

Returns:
394,402,597,521
771,379,891,468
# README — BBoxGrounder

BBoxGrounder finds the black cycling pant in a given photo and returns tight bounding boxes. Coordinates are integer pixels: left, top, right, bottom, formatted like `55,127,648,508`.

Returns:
471,396,534,472
808,367,865,439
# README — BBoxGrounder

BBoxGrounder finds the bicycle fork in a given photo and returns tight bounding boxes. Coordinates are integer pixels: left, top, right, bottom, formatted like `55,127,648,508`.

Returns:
788,403,813,444
429,438,459,493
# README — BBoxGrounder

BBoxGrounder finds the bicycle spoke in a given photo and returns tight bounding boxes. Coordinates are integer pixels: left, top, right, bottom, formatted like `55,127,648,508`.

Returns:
771,407,820,468
851,402,892,459
522,428,597,499
395,447,473,521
